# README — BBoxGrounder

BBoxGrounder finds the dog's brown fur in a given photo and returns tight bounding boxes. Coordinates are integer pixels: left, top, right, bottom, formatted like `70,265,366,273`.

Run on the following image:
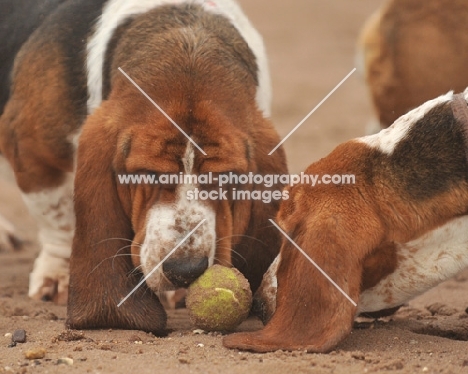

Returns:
358,0,468,127
0,3,287,333
225,101,468,352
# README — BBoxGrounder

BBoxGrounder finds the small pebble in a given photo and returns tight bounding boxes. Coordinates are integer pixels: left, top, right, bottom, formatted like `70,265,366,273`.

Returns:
422,367,429,372
57,358,73,366
25,348,46,360
196,343,204,348
193,329,205,335
12,329,27,343
4,333,12,338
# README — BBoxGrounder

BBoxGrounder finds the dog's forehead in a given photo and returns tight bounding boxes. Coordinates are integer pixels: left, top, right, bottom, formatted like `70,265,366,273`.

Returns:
122,137,183,173
117,121,250,173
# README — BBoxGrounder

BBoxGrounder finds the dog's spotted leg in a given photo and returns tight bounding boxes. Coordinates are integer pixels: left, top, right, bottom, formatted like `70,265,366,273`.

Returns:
22,174,74,305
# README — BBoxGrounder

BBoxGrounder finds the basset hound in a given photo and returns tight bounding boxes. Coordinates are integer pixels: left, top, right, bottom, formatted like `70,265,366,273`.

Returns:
0,0,287,333
224,90,468,352
356,0,468,129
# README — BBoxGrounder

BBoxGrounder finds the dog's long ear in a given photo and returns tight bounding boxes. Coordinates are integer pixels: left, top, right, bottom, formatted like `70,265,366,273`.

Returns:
224,223,361,352
232,115,288,292
225,189,383,352
66,104,166,334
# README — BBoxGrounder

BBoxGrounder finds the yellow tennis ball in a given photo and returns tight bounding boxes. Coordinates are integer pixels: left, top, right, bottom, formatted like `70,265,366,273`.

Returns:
186,265,252,331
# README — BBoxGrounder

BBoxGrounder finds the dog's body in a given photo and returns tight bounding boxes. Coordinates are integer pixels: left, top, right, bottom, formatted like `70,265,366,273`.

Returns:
0,0,69,114
224,90,468,352
357,0,468,128
0,0,287,333
224,0,468,353
0,0,68,253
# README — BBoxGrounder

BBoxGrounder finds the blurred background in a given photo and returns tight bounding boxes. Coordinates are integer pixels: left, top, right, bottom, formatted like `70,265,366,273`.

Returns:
239,0,385,173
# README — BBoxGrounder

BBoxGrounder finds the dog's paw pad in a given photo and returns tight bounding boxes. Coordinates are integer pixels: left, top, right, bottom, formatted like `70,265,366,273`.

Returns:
29,256,69,305
30,275,69,305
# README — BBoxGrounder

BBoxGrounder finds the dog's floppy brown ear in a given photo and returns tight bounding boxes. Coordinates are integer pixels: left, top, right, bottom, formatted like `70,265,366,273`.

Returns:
214,198,233,267
224,224,360,352
225,188,383,352
66,104,166,334
231,115,288,292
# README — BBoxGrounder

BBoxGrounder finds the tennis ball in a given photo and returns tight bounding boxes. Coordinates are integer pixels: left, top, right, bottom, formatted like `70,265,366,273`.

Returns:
186,265,252,331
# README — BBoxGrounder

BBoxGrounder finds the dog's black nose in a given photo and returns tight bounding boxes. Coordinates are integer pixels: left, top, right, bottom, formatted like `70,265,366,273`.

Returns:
163,257,208,288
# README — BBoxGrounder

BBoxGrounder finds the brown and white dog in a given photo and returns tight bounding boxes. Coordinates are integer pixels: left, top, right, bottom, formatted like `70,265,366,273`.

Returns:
357,0,468,129
0,0,68,252
0,0,287,333
224,90,468,352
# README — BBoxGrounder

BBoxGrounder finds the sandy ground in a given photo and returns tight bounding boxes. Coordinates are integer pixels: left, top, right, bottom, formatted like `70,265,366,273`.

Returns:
2,0,468,373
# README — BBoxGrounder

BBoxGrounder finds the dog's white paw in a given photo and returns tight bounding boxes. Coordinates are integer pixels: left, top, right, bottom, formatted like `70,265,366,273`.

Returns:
0,214,23,252
29,252,69,304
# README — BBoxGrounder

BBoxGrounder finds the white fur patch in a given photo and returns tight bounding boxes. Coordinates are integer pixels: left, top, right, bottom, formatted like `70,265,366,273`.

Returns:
68,128,82,153
140,170,216,291
86,0,271,116
21,173,75,299
358,91,454,154
182,142,195,174
358,215,468,313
